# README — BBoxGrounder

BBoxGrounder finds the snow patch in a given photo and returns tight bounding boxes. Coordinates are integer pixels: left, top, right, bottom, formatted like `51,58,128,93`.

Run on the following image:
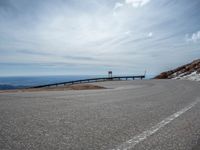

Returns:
172,71,200,81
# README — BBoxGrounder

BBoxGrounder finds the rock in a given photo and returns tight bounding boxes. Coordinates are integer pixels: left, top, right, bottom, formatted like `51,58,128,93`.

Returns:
154,59,200,79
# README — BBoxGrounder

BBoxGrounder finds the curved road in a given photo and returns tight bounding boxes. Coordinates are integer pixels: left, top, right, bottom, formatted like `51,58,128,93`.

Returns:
0,80,200,150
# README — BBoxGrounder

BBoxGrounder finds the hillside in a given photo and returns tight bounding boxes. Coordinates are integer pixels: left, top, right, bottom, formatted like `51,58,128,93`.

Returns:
154,59,200,81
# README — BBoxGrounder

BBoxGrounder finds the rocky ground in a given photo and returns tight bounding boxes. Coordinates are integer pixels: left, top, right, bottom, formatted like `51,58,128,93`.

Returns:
154,59,200,81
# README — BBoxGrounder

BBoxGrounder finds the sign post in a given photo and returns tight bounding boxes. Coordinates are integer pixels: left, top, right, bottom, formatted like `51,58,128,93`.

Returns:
108,71,112,78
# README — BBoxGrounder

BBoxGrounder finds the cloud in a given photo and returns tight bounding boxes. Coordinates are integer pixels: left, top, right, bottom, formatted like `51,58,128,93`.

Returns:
185,31,200,43
147,32,153,38
114,2,124,10
113,0,151,13
113,2,124,16
124,30,132,35
125,0,151,7
17,50,49,56
1,0,200,76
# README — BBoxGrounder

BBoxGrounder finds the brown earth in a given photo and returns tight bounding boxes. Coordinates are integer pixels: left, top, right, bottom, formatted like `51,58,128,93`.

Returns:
0,83,105,93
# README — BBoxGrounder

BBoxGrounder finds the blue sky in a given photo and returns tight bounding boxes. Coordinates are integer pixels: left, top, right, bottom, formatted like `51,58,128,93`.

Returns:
0,0,200,76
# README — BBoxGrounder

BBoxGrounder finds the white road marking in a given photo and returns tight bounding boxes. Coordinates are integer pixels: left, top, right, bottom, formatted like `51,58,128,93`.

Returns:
112,99,199,150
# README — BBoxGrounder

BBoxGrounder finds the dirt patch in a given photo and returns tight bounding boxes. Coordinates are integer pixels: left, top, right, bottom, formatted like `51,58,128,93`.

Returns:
0,84,105,93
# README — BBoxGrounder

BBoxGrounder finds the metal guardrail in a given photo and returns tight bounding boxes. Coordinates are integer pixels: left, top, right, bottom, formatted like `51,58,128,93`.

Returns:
30,75,145,89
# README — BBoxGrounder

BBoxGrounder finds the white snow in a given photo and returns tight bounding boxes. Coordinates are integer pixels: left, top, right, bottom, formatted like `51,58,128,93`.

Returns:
172,71,200,81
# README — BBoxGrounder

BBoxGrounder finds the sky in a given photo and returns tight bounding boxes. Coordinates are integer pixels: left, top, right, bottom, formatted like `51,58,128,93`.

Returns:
0,0,200,76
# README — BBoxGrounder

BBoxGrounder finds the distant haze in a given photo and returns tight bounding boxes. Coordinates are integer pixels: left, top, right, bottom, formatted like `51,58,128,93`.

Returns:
0,0,200,76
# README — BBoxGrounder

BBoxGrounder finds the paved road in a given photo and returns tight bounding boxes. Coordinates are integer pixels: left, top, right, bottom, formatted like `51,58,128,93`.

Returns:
0,80,200,150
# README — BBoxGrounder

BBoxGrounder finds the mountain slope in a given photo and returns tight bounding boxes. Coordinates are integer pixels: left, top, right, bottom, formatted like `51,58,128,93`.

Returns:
154,59,200,81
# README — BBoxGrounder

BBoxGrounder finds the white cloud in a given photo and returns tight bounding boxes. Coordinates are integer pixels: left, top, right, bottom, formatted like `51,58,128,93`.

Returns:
124,31,131,35
113,0,151,12
114,2,124,10
147,32,153,38
125,0,151,7
185,31,200,42
113,2,124,16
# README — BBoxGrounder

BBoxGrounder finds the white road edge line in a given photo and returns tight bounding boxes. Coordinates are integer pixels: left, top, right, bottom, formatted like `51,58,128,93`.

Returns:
112,99,200,150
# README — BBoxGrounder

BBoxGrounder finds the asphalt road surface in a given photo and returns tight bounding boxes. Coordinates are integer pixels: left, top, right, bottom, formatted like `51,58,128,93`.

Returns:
0,80,200,150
